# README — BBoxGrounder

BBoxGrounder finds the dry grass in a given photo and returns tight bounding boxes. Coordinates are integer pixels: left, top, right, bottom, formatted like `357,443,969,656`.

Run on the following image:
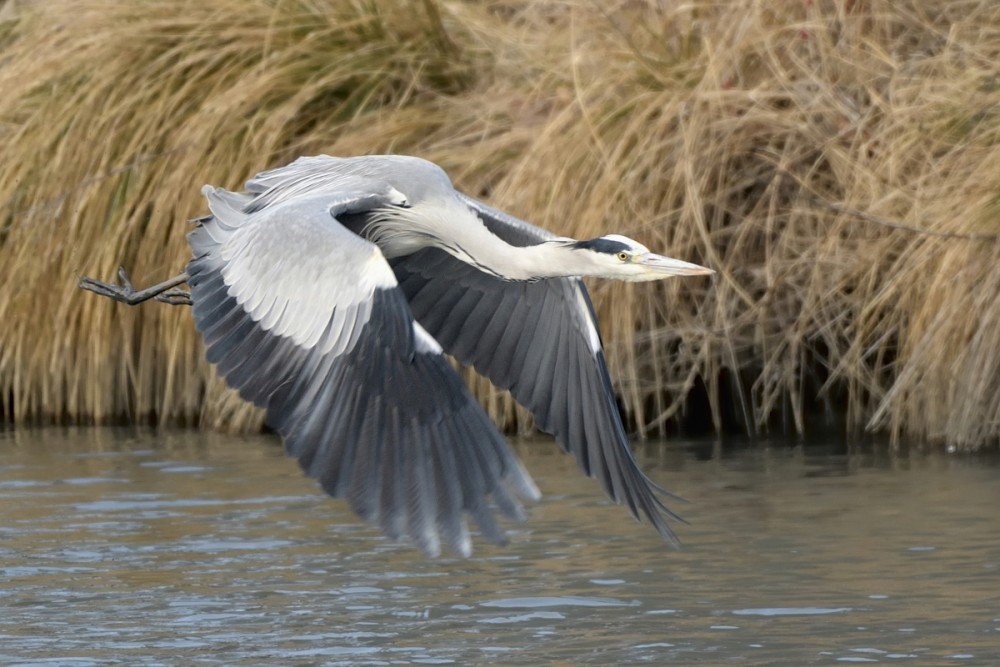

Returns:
0,0,997,448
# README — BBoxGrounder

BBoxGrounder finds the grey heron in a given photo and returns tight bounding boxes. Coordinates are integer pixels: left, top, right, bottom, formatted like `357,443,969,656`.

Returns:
80,154,713,557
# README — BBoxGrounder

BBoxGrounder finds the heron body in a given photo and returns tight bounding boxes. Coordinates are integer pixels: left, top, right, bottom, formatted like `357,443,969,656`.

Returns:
85,154,712,557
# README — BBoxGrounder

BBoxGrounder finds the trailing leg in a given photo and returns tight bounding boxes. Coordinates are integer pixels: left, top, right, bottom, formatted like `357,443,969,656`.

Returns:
79,268,191,306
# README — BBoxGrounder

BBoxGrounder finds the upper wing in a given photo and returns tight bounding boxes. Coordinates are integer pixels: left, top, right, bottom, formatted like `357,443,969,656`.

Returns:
186,181,539,557
391,193,683,544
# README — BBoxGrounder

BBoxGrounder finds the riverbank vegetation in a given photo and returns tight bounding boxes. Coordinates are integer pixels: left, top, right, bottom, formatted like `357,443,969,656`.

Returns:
0,0,997,448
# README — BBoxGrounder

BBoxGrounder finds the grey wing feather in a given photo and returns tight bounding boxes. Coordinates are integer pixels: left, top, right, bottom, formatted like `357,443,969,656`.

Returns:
186,182,538,557
391,195,684,544
456,192,559,246
241,155,410,213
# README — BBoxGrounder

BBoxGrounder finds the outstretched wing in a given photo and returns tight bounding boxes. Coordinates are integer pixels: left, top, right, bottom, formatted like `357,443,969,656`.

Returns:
186,181,539,557
391,193,683,544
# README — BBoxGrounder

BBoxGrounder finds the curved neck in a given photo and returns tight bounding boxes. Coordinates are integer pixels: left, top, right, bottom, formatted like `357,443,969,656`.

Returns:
470,241,584,281
377,199,589,281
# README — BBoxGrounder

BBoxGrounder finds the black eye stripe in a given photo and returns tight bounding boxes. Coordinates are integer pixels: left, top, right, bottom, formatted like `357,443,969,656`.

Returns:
572,238,632,255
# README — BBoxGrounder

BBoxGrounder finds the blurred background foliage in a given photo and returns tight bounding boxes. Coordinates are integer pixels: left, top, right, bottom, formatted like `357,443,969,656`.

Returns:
0,0,997,449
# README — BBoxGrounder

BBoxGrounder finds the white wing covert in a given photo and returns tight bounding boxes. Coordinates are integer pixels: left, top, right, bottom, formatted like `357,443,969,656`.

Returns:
186,176,539,557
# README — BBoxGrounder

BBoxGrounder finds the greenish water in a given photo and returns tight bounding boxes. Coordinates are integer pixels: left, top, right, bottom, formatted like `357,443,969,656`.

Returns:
1,427,998,665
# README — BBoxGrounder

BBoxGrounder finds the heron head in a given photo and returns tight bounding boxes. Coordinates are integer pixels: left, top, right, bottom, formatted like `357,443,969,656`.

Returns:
566,234,714,282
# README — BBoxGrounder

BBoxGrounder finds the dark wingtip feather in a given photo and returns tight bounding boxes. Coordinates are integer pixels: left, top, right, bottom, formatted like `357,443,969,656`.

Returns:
392,248,686,550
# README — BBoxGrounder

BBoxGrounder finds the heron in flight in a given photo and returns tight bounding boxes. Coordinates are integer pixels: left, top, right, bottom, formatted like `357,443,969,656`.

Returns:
80,155,713,557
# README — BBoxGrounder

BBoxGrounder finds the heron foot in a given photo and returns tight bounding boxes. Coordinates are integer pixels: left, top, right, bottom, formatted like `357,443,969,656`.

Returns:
79,267,191,306
156,287,193,306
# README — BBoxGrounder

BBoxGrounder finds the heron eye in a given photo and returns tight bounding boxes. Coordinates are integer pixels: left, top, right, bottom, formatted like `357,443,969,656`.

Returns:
616,251,629,262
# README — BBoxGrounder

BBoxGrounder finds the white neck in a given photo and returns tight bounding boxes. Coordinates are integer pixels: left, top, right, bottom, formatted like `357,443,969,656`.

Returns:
369,199,594,281
461,240,586,281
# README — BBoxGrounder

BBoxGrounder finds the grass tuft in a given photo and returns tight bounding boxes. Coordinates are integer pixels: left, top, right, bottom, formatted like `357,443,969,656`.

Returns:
1,0,997,448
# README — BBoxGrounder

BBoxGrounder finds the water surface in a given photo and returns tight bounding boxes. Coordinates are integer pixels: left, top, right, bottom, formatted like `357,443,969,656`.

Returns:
1,428,998,665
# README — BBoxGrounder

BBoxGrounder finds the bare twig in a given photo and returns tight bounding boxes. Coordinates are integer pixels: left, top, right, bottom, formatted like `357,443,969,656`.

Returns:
825,202,1000,243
